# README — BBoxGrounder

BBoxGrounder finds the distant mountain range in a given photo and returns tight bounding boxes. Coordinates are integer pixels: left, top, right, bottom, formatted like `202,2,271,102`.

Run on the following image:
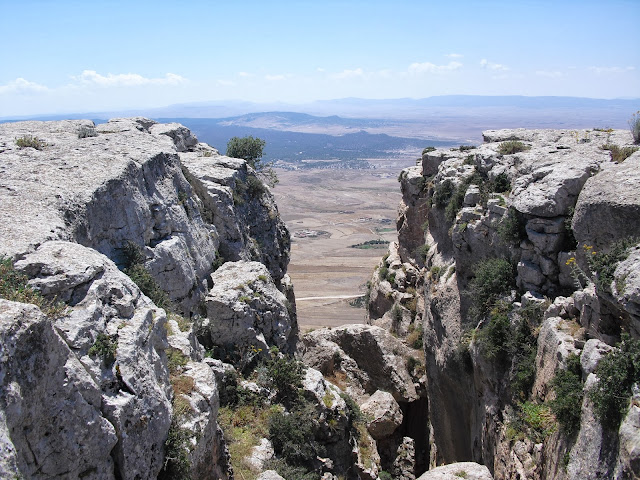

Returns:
3,96,637,167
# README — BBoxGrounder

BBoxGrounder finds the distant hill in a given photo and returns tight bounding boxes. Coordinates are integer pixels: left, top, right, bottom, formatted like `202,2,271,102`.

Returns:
158,117,455,167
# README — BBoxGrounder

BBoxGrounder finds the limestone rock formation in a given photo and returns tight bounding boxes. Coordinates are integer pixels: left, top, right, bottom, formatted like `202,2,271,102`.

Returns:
361,390,404,439
416,462,493,480
368,128,640,480
0,118,294,479
197,260,298,356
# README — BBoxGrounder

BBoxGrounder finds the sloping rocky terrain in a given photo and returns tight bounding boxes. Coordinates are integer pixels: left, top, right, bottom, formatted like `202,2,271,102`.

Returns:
367,128,640,479
1,118,638,480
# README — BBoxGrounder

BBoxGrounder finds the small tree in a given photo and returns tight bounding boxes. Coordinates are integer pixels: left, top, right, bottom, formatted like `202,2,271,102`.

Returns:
226,136,278,187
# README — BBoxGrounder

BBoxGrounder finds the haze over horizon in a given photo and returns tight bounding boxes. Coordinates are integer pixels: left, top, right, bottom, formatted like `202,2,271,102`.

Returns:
1,0,639,118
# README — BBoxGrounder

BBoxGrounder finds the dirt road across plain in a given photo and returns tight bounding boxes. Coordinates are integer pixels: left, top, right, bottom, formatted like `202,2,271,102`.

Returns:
271,158,416,331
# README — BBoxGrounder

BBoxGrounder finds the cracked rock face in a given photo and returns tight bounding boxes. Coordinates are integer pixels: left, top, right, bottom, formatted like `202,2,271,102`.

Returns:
0,300,118,479
198,260,298,356
0,118,295,480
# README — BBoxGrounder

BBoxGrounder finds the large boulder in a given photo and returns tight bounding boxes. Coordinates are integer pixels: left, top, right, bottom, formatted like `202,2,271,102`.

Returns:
198,261,298,356
11,241,173,479
572,154,640,252
361,390,404,439
300,324,420,402
0,300,118,479
416,462,493,480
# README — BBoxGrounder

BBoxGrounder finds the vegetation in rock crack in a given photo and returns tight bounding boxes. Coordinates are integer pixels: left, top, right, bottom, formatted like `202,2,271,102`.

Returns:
261,353,306,408
390,304,403,334
15,134,46,150
0,256,66,317
600,143,639,163
497,140,530,155
561,206,578,251
497,207,527,245
269,404,323,469
468,257,515,319
587,238,637,294
589,334,640,430
550,353,584,434
120,241,172,310
88,332,118,365
77,125,98,138
433,178,455,208
159,418,191,480
476,301,512,360
226,135,278,187
629,110,640,144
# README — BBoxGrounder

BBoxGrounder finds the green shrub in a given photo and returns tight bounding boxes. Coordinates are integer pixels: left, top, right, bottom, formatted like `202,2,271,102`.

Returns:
269,405,322,466
246,174,267,196
497,208,527,245
433,179,455,207
158,419,191,480
629,111,640,144
126,263,171,310
589,334,640,429
422,146,436,155
519,401,556,442
469,258,515,317
509,303,544,399
444,183,467,221
0,256,65,317
497,140,530,155
378,264,389,281
88,332,118,365
601,144,639,163
262,355,305,407
264,458,320,480
476,301,511,360
390,305,403,333
550,353,583,434
430,265,442,282
491,172,511,193
379,472,393,480
459,145,476,152
587,238,637,294
415,243,430,262
15,134,45,150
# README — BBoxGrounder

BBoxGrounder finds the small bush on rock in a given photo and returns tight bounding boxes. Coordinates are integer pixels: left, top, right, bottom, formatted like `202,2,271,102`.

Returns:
269,405,323,467
589,334,640,430
550,353,584,434
15,134,45,150
469,258,515,318
587,238,637,294
497,140,530,155
88,332,118,365
0,256,66,317
601,144,639,163
497,208,527,245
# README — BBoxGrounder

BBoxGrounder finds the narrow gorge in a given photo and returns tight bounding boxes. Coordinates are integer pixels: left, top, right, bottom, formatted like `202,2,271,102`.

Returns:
0,118,638,480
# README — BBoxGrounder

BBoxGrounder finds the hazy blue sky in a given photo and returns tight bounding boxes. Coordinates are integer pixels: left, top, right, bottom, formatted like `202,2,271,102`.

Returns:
1,0,638,116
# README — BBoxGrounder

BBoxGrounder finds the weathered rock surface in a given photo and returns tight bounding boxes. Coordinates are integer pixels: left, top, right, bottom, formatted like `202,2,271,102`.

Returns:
572,153,640,252
0,300,118,479
361,390,404,439
0,118,295,479
198,260,297,355
416,462,493,480
257,470,286,480
11,241,173,479
301,324,420,402
368,128,640,480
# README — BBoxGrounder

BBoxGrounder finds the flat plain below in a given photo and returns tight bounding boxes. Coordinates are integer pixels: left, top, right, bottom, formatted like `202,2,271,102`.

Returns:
272,157,416,331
